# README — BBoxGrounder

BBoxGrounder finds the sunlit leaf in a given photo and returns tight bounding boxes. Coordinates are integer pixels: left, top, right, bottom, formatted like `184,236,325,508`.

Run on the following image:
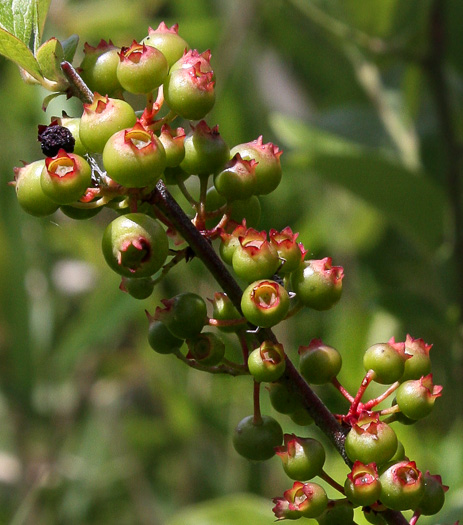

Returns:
0,27,42,80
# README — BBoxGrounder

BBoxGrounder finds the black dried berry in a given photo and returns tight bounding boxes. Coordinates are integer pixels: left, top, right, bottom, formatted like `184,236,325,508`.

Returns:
38,123,75,156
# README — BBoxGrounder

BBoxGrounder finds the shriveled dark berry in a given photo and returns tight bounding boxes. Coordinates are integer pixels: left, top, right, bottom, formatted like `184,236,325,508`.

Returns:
38,124,75,156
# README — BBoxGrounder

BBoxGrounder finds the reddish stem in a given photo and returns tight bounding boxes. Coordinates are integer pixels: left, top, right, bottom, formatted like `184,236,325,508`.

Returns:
348,369,376,417
319,469,345,495
331,377,354,403
363,381,400,410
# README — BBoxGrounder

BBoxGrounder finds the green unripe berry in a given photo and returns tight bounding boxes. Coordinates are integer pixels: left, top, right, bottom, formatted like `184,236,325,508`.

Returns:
122,276,155,299
41,150,92,204
156,292,208,340
316,501,355,525
298,339,342,385
241,280,290,328
268,382,303,415
275,434,325,481
291,257,343,310
363,340,407,384
14,160,59,217
141,23,189,67
147,319,183,354
379,460,424,511
345,414,398,467
186,332,225,365
344,461,381,507
248,341,286,383
395,374,442,420
210,292,243,333
214,154,257,201
79,93,137,153
103,122,166,188
416,472,447,516
232,414,283,461
101,213,168,278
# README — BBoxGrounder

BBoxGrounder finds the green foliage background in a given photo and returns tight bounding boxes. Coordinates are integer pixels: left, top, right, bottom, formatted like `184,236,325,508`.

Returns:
0,0,462,523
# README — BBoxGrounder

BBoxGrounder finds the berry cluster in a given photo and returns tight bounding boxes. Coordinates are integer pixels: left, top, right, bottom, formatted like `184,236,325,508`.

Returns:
11,22,452,525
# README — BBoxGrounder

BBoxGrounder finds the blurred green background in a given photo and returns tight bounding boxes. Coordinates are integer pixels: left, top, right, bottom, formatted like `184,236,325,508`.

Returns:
0,0,462,523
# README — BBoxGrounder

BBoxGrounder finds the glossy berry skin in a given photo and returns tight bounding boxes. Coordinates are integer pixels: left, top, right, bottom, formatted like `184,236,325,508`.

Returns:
232,414,283,461
79,40,123,98
316,501,355,525
379,460,424,511
402,334,432,381
416,472,447,516
291,257,343,311
180,121,229,177
156,292,207,340
103,122,166,188
210,292,243,333
270,227,307,275
219,224,248,265
395,374,442,420
345,413,398,467
275,434,325,481
79,93,137,153
147,319,184,354
248,341,286,383
230,136,282,195
158,124,186,167
41,150,92,204
14,160,59,217
102,213,168,278
344,461,381,507
363,340,407,384
186,332,225,365
214,154,257,201
141,22,189,67
298,339,342,385
164,65,215,121
273,482,328,520
60,204,102,220
241,280,290,328
117,41,168,94
121,276,155,299
232,228,280,282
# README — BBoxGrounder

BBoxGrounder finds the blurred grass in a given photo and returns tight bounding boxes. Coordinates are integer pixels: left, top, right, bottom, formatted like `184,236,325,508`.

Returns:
0,0,462,523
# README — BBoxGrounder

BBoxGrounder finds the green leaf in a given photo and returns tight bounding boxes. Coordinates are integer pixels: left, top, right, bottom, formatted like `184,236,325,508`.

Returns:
61,34,79,63
0,27,42,80
271,114,445,252
34,0,52,43
0,0,35,46
35,37,65,84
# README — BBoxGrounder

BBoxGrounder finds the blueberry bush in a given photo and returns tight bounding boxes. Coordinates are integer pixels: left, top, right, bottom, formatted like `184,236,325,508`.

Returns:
0,1,462,524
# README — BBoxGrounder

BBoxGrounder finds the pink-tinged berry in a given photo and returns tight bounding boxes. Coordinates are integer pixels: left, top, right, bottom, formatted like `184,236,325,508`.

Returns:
14,160,59,217
298,339,342,385
241,279,290,328
248,341,286,382
79,93,137,153
101,213,168,278
275,434,326,481
233,414,283,461
416,471,448,515
116,41,168,94
344,461,381,507
269,227,307,274
291,257,343,310
103,122,166,188
40,150,92,204
402,334,432,381
395,374,442,420
79,40,123,98
230,136,283,195
272,481,328,520
232,228,280,282
214,154,257,201
141,23,189,67
363,338,409,384
164,62,215,121
158,124,186,167
155,292,207,339
170,49,214,76
345,412,398,467
186,332,225,366
379,460,424,511
218,222,248,265
180,121,229,176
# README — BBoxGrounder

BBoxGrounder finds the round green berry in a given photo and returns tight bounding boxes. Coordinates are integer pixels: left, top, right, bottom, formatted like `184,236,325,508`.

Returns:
241,280,290,328
232,414,283,461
